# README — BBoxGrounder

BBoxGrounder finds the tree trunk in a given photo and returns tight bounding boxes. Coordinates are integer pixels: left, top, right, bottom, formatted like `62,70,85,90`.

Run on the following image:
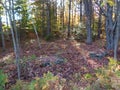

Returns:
41,0,45,37
97,0,102,39
46,0,51,36
62,0,65,28
32,20,41,48
114,0,120,60
84,0,92,44
0,15,5,51
7,0,21,80
68,0,71,38
105,4,114,50
80,0,82,22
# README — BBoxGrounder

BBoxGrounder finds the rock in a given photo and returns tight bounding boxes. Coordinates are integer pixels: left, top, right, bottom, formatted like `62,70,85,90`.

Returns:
40,61,51,67
54,58,64,64
39,55,65,67
89,51,108,60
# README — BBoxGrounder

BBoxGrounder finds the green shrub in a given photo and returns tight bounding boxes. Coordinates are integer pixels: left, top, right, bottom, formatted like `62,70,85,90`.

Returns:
85,58,120,90
28,71,66,90
9,58,120,90
72,23,86,42
10,72,66,90
45,33,54,41
0,70,8,90
10,80,28,90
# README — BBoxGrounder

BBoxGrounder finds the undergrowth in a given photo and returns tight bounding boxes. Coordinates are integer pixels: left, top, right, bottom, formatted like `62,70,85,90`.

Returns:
1,58,120,90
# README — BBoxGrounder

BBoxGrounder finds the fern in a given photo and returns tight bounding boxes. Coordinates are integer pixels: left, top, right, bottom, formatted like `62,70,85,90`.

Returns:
0,70,8,90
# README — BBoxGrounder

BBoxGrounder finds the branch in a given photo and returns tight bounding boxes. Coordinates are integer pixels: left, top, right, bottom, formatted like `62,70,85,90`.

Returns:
94,1,107,17
0,1,9,11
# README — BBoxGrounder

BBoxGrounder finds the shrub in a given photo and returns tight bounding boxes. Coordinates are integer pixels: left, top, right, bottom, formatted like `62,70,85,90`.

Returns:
10,80,28,90
28,71,66,90
8,58,120,90
72,22,86,42
45,30,62,41
85,58,120,90
10,72,66,90
0,70,8,90
45,33,54,41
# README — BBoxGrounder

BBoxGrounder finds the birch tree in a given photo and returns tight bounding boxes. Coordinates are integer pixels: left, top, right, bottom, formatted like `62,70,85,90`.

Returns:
0,0,21,79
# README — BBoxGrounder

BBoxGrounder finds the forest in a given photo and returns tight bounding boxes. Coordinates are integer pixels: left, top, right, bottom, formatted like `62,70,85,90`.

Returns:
0,0,120,90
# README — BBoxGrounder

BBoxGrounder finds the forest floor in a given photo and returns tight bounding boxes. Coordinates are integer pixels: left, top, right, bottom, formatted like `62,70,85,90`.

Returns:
0,38,118,88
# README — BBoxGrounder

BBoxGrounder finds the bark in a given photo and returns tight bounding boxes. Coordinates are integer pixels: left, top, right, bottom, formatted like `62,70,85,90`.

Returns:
114,0,120,60
4,0,21,79
41,0,45,37
0,15,5,51
46,0,51,36
84,0,92,44
105,4,114,50
62,0,65,28
68,0,71,38
72,1,74,30
32,20,41,48
97,0,102,39
80,0,82,22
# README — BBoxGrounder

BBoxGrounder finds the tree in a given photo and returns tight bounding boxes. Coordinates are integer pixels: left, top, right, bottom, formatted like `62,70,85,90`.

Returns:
84,0,93,44
0,0,21,79
80,0,83,22
15,0,29,29
97,0,102,39
68,0,71,38
105,3,114,50
46,0,51,36
0,6,5,51
114,0,120,59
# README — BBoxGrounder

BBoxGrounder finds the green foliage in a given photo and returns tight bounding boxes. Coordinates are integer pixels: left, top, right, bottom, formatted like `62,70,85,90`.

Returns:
21,54,36,63
101,0,115,6
115,71,120,77
0,70,8,90
45,30,62,41
15,0,29,28
10,72,66,90
2,25,10,31
10,80,28,90
73,21,98,42
108,57,118,66
85,58,120,90
91,21,99,41
84,73,92,79
7,58,120,90
45,33,54,41
28,71,58,90
16,55,37,78
72,22,86,42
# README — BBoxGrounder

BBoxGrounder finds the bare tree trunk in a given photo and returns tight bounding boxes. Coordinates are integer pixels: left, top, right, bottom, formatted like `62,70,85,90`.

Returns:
97,0,102,39
46,0,51,36
62,0,65,28
68,0,71,38
114,0,120,60
105,3,114,50
80,0,82,22
41,0,45,37
0,15,5,51
72,0,74,30
32,20,41,48
84,0,92,44
6,0,21,79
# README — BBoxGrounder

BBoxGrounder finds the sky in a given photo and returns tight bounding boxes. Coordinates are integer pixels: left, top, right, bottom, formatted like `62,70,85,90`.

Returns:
1,0,61,22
